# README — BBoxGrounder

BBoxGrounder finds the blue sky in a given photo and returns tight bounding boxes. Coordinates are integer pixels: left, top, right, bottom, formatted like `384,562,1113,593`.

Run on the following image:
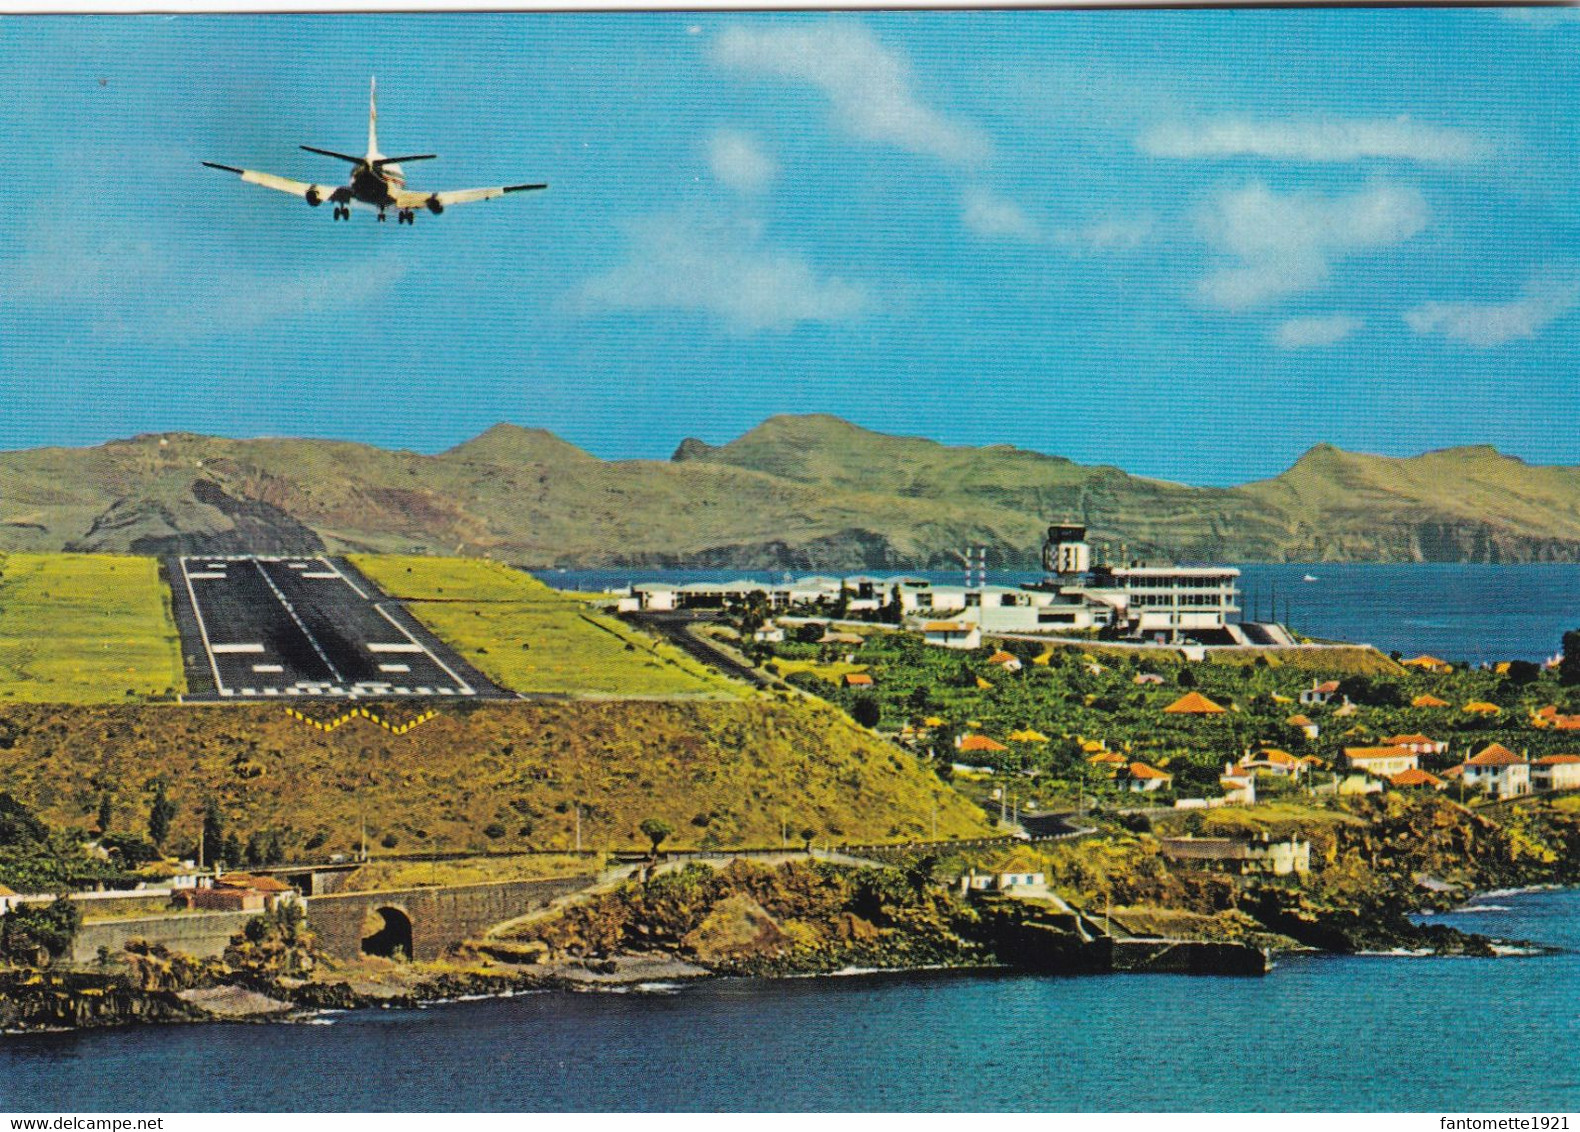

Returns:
1,9,1576,485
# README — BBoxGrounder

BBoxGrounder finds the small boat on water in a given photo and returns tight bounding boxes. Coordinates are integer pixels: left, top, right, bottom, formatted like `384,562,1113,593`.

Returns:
1303,574,1318,583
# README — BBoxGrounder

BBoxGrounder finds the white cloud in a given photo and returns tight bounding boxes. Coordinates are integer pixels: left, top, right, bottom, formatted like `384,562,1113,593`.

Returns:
961,187,1040,241
1405,272,1580,348
135,258,409,341
712,22,990,167
708,129,778,193
1195,181,1429,310
578,212,869,334
1272,313,1364,349
961,186,1153,253
1141,115,1488,164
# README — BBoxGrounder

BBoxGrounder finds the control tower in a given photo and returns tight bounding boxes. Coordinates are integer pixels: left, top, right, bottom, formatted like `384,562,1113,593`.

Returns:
1041,523,1092,580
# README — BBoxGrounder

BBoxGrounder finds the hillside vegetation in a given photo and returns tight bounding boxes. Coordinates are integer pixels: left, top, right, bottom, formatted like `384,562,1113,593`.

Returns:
349,555,734,697
0,700,992,861
6,416,1580,567
0,554,183,703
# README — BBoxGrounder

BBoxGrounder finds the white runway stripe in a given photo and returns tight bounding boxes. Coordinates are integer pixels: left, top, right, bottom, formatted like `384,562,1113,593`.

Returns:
368,643,425,653
211,643,266,654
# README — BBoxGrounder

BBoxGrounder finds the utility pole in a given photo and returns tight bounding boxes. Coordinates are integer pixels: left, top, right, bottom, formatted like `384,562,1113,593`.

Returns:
575,803,582,853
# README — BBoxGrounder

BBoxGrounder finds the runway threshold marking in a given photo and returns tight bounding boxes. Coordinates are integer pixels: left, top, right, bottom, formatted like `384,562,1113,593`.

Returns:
211,643,265,654
180,556,228,698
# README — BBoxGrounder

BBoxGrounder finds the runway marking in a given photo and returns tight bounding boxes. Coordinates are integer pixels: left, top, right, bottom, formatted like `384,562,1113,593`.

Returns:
288,562,309,570
252,559,345,684
372,603,473,695
211,643,266,654
179,557,227,698
252,664,284,674
368,643,425,653
379,663,411,674
301,572,341,580
320,557,370,600
185,572,228,580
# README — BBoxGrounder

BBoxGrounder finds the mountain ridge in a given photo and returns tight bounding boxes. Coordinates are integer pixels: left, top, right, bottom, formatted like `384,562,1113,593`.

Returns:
3,415,1579,567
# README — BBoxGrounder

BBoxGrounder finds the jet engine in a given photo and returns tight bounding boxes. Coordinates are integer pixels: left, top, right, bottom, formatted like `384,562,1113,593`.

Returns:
425,194,445,215
305,187,324,207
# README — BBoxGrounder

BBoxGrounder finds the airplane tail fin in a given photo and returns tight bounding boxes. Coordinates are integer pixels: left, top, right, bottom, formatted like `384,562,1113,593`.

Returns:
368,75,379,157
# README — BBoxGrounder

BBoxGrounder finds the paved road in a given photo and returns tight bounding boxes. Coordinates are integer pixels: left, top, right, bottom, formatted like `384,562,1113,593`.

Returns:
168,554,510,701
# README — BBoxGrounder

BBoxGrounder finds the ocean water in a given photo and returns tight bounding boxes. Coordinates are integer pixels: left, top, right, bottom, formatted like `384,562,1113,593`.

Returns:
3,888,1577,1112
542,563,1580,666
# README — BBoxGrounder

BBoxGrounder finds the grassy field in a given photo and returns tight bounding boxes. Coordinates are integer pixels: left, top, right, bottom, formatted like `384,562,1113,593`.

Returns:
0,553,184,703
351,555,735,697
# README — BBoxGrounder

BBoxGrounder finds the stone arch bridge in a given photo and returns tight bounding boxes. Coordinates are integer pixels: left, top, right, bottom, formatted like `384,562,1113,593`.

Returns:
307,875,595,961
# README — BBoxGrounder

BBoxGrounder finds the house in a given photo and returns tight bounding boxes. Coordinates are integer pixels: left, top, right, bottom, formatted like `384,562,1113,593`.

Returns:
1382,733,1448,757
0,883,21,915
820,630,865,646
1401,655,1452,673
1462,701,1502,716
1412,694,1451,709
1006,728,1049,744
987,650,1023,672
1286,713,1319,740
1219,764,1256,806
921,621,981,650
1163,691,1227,715
957,869,1048,895
842,672,874,688
752,625,786,644
1088,751,1128,771
1133,672,1165,686
956,733,1009,755
1120,761,1173,792
1390,768,1447,791
1461,743,1530,799
1531,706,1580,731
1238,748,1306,778
1338,774,1383,796
1532,755,1580,792
1159,834,1310,876
176,872,298,913
1299,680,1341,706
630,583,679,612
1342,746,1421,777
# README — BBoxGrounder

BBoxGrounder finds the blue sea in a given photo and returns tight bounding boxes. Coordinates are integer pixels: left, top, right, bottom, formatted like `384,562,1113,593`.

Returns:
2,888,1577,1111
541,563,1580,667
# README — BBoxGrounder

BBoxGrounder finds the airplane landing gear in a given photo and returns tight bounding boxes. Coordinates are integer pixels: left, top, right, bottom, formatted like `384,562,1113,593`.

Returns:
397,209,415,225
332,205,350,221
378,208,388,222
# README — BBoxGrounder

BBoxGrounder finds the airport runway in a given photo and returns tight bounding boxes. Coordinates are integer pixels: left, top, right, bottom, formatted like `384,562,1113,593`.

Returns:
167,555,510,701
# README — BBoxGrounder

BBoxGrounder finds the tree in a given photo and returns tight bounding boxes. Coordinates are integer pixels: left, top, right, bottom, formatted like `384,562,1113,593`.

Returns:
1563,630,1580,686
96,793,113,835
639,818,673,856
800,827,817,853
201,799,225,867
147,782,176,849
0,896,80,967
851,694,881,729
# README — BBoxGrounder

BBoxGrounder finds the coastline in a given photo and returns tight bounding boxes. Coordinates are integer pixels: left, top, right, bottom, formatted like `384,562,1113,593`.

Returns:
2,883,1554,1037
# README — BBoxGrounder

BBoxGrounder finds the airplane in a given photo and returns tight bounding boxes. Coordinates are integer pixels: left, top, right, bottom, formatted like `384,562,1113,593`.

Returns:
202,78,545,225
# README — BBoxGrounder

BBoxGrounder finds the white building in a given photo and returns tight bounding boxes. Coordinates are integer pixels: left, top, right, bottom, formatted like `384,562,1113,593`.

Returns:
1461,743,1531,799
922,620,981,650
1532,755,1580,792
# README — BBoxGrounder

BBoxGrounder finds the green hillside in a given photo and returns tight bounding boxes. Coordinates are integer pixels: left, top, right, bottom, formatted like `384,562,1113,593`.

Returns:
0,700,994,856
6,415,1580,567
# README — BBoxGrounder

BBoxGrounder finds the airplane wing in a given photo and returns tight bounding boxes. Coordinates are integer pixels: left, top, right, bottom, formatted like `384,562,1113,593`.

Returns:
392,182,546,212
202,162,343,205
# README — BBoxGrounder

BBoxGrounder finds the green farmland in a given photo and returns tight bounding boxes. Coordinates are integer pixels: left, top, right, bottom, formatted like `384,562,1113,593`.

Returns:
0,553,184,703
351,555,737,697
